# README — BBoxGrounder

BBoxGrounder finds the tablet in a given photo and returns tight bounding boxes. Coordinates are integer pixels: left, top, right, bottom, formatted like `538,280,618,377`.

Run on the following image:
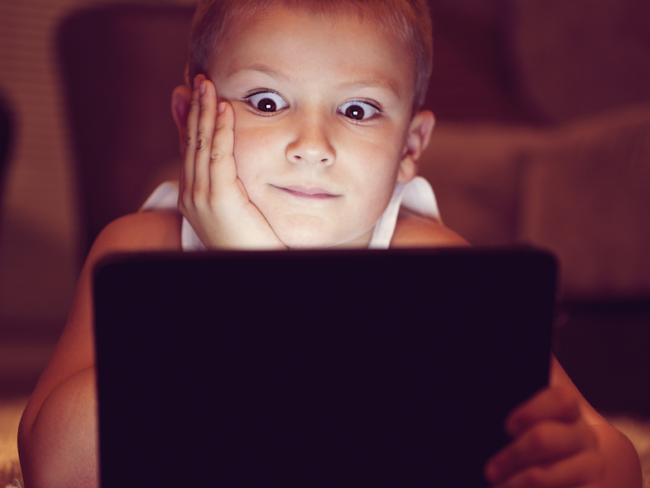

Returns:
93,246,557,487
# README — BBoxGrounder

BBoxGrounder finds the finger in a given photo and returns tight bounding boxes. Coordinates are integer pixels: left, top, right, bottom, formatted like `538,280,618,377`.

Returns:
485,421,596,484
493,450,604,488
193,76,217,200
209,99,238,198
506,387,581,437
181,74,202,206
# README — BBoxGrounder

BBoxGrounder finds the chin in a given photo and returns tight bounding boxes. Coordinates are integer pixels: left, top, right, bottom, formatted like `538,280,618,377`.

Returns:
278,230,336,249
268,214,370,249
272,224,335,249
277,226,371,250
268,215,330,249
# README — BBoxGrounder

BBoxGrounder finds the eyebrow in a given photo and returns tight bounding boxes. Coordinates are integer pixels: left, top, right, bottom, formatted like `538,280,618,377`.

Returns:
228,63,402,98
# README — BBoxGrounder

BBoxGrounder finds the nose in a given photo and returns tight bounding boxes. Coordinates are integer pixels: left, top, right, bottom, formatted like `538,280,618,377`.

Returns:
286,116,336,167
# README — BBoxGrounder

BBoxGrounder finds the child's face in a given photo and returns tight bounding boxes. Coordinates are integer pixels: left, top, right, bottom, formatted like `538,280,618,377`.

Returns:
208,5,434,248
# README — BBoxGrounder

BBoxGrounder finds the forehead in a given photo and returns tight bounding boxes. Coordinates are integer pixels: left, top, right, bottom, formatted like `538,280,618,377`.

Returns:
211,5,414,97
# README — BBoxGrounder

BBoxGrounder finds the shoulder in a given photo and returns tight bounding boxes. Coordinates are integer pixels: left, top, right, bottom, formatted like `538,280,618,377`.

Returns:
91,210,182,256
391,209,469,248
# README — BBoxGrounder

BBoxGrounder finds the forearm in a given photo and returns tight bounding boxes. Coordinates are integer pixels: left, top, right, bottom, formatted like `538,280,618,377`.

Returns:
593,421,643,488
19,367,99,488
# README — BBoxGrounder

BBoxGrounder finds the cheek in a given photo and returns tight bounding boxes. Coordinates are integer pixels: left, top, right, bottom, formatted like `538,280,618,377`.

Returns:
232,126,275,184
351,137,403,186
364,171,399,214
350,138,404,212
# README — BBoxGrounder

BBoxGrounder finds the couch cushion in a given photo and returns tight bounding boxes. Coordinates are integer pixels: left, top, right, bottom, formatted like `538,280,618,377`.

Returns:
425,0,535,124
519,105,650,299
58,5,194,257
509,0,650,123
419,122,546,245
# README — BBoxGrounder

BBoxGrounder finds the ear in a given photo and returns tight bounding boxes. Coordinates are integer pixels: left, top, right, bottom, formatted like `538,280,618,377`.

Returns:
397,110,436,184
171,84,192,157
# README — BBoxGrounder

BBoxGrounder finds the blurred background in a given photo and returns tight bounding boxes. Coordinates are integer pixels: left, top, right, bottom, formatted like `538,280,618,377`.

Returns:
0,0,649,481
0,0,197,393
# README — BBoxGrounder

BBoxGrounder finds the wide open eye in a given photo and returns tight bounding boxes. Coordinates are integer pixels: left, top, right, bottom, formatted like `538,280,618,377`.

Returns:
338,100,381,121
245,91,288,113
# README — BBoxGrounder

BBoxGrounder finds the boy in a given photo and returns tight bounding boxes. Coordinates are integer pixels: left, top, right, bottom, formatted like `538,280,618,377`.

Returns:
18,1,642,487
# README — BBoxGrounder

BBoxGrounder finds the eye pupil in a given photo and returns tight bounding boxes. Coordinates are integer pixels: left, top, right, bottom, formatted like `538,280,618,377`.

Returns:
345,105,365,120
258,98,277,112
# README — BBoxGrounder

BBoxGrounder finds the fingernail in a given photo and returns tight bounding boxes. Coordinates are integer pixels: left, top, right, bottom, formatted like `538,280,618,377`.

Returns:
218,102,226,114
200,80,206,96
193,75,200,90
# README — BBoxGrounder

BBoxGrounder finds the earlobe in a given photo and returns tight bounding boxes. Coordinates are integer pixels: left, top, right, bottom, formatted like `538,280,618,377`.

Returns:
397,155,417,184
171,85,192,156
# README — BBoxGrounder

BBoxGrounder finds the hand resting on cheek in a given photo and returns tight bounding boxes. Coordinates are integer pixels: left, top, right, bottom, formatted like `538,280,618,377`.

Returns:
179,74,287,250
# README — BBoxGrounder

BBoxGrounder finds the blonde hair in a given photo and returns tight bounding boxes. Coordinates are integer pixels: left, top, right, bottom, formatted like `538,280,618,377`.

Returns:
188,0,433,110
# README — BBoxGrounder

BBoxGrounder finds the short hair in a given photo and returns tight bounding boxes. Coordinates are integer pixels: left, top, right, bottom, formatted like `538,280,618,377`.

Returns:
188,0,433,111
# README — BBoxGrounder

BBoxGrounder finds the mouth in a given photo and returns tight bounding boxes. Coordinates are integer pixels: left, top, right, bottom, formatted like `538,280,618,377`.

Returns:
271,184,341,199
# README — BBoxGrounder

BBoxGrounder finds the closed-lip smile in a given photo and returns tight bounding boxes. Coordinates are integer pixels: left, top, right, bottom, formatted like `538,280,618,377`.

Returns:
272,184,341,199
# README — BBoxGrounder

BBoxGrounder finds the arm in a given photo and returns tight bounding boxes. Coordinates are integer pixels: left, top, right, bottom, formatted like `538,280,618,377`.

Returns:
18,210,181,488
